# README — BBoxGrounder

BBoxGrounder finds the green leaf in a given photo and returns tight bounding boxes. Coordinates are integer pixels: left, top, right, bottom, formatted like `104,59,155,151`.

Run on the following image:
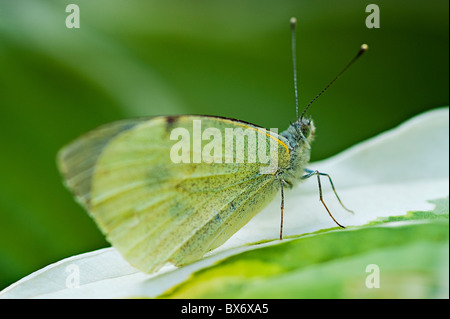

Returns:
160,203,449,298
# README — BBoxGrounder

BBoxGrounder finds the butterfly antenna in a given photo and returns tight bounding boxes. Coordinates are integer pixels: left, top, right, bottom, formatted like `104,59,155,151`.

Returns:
299,43,369,121
290,17,299,120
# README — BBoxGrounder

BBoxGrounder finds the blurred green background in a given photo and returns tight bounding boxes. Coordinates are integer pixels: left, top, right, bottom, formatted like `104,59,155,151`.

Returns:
0,0,448,290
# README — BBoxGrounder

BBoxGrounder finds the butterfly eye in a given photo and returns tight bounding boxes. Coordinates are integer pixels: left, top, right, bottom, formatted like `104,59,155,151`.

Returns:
300,118,312,138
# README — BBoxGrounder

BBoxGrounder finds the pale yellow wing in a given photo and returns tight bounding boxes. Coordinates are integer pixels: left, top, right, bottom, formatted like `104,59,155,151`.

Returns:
57,115,290,273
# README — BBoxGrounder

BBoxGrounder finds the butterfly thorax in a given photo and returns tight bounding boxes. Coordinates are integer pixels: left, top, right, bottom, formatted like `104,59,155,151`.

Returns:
279,117,315,187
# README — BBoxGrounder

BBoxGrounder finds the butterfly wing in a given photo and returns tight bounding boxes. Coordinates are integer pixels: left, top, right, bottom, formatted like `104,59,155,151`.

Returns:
57,115,291,273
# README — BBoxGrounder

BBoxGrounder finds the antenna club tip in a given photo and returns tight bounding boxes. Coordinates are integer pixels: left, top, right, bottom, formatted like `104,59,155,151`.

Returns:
361,44,369,51
290,17,297,25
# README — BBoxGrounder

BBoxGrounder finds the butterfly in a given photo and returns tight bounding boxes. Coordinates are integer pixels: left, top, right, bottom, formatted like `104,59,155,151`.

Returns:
57,18,367,273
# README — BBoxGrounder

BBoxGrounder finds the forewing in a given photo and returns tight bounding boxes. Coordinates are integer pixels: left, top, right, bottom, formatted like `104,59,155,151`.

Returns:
58,116,290,272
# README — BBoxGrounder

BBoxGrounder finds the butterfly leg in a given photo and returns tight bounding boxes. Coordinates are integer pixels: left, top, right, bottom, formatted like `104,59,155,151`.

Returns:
279,179,285,240
302,169,353,228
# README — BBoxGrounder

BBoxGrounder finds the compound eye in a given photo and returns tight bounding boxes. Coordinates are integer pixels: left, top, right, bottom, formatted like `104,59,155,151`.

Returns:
301,123,310,137
300,118,311,137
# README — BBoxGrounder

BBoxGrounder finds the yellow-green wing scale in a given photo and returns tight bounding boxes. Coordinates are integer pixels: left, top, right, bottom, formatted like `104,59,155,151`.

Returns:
58,115,291,273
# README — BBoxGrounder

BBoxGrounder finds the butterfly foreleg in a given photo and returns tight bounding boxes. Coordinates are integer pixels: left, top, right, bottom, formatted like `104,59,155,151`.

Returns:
302,169,353,228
